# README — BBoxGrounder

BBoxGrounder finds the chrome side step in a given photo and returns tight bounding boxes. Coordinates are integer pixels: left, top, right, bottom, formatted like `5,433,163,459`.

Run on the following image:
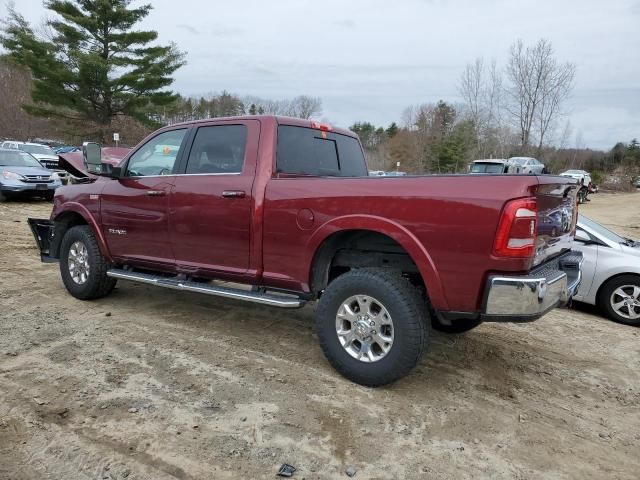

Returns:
106,269,306,309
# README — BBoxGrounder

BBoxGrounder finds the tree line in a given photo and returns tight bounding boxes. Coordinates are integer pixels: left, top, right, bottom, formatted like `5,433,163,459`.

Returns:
0,1,637,184
150,92,322,125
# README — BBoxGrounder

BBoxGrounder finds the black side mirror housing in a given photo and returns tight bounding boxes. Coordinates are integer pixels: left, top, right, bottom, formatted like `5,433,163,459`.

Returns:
99,163,122,179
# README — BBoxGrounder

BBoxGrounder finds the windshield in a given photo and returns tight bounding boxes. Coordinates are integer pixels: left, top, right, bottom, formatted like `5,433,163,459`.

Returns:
0,150,43,167
579,215,627,244
471,163,505,173
18,144,55,156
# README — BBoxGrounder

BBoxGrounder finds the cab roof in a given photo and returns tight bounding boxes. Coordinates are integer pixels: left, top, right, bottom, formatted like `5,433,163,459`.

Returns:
168,115,357,138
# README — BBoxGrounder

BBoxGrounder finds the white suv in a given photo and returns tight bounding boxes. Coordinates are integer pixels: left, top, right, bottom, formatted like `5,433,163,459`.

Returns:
560,169,592,187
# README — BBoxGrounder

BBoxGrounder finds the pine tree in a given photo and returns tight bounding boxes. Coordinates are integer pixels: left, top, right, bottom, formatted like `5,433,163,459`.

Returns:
385,122,398,137
1,1,185,142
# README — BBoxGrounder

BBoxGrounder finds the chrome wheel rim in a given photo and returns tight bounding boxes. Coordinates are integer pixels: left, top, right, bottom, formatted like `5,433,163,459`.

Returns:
335,295,394,363
610,285,640,320
68,241,90,285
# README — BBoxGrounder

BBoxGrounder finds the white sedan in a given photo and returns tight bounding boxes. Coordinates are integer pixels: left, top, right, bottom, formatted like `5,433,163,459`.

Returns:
573,215,640,325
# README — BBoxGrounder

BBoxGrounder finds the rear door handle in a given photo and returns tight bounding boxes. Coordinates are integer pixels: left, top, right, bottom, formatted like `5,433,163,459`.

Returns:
222,190,246,198
146,190,166,197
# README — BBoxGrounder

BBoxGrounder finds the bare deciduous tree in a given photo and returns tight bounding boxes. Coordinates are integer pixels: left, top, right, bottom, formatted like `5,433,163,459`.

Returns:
458,58,484,129
241,95,322,119
458,57,505,158
505,39,575,150
288,95,322,119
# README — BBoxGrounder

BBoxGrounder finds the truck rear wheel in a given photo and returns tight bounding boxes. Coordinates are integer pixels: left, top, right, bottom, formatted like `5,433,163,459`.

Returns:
59,225,116,300
315,268,429,386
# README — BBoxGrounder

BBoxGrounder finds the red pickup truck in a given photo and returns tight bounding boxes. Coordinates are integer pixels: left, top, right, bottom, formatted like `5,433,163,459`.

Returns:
28,116,583,386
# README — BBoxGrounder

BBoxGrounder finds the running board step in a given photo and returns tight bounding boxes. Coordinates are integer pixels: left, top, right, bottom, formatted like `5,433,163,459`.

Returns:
106,269,306,309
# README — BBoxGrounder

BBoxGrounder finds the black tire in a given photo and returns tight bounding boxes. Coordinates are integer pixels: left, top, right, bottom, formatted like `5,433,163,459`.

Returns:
598,275,640,326
59,225,116,300
315,268,429,387
432,317,482,334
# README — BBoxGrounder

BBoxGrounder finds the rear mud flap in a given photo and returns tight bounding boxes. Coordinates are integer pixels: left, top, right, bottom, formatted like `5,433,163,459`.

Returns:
27,218,57,263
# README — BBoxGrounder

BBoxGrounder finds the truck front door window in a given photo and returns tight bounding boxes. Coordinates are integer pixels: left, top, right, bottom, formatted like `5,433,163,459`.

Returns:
126,129,187,177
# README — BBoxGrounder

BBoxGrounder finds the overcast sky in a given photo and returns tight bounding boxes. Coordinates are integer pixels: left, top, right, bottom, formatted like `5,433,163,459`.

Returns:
3,0,639,149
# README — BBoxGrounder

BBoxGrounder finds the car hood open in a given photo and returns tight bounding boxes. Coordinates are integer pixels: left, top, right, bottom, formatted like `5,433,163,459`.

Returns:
58,147,131,179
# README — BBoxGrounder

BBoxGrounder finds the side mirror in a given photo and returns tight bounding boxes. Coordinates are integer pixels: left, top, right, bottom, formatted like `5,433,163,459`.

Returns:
99,163,122,179
574,229,591,243
82,141,102,174
82,142,121,178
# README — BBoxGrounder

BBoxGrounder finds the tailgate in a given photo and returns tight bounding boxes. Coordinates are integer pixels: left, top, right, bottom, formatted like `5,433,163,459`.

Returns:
534,176,579,266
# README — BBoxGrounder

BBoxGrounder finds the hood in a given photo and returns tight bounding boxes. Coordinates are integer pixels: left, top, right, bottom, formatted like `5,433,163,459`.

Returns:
1,165,54,177
58,147,131,178
31,153,59,161
620,242,640,258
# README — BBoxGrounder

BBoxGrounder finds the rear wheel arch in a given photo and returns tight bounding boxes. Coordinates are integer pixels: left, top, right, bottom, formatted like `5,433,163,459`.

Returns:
308,221,447,309
596,272,640,304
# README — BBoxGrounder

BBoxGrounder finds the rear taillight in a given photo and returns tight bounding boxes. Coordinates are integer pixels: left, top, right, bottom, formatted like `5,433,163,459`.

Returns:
493,197,537,258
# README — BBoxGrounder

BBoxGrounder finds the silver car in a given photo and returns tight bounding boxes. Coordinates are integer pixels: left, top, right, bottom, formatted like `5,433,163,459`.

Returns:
508,157,546,174
0,148,63,200
573,215,640,325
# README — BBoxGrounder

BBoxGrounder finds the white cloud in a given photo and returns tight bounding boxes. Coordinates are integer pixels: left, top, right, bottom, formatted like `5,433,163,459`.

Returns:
3,0,639,149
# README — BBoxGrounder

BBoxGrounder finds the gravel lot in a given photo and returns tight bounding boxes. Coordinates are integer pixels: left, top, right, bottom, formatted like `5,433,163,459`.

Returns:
1,192,639,479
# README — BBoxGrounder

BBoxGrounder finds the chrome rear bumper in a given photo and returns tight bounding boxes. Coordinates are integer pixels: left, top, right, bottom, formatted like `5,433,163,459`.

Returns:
482,251,583,322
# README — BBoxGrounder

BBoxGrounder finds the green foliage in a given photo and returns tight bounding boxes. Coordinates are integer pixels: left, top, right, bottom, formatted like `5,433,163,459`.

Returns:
431,120,475,172
590,170,604,185
1,0,185,140
385,122,398,137
350,121,386,149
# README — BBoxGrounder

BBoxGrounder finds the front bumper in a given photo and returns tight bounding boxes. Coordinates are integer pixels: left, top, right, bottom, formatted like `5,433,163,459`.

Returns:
482,251,583,322
27,218,59,263
1,182,61,194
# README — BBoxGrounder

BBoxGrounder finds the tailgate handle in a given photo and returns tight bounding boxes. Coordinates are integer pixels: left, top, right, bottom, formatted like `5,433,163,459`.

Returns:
146,190,166,197
222,190,246,198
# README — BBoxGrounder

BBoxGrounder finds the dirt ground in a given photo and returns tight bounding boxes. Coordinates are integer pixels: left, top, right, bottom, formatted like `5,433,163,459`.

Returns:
1,192,639,480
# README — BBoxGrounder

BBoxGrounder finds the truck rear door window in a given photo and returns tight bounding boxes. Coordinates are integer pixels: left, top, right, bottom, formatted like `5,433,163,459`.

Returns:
186,125,247,174
276,125,367,177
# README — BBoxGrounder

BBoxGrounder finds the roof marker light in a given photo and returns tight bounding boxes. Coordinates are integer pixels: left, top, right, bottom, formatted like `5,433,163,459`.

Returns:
311,121,332,131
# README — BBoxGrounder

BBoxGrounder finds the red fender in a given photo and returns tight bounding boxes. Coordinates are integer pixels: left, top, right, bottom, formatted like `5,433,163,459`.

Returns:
306,214,449,310
53,202,113,261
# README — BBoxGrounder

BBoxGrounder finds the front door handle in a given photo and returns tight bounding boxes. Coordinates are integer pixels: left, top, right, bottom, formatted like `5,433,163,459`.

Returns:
146,190,166,197
222,190,246,198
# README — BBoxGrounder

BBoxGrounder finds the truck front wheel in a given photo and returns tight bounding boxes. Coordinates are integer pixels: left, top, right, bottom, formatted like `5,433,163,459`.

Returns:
59,225,117,300
315,268,429,386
